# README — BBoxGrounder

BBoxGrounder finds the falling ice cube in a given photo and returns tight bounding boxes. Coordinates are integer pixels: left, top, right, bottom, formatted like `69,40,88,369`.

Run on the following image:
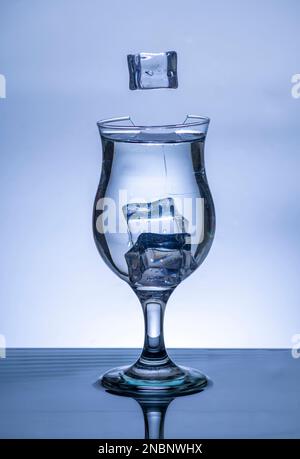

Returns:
123,197,187,245
127,51,178,90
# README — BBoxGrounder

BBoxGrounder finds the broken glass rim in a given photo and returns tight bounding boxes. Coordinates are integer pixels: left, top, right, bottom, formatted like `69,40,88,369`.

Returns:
97,115,210,131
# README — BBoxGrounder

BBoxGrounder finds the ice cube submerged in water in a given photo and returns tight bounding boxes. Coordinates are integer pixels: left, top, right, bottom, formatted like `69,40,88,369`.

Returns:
123,198,197,288
123,197,187,245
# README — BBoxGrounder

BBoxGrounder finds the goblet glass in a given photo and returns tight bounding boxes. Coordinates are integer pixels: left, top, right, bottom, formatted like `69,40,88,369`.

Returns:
93,115,215,395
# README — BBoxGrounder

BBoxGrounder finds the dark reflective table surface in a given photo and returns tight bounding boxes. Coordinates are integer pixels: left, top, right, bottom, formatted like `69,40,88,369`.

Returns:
0,349,299,438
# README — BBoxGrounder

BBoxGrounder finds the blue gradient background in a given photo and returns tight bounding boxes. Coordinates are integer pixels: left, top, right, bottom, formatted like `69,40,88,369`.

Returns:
0,0,299,347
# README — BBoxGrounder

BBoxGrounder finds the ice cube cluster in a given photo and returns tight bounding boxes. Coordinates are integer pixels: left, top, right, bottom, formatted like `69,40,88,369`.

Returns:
123,198,196,288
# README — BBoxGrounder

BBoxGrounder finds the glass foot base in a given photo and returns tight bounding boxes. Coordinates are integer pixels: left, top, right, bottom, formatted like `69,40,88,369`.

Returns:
99,363,209,396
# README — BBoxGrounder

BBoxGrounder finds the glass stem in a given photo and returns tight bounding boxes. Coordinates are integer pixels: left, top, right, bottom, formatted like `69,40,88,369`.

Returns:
142,404,167,439
140,299,169,363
